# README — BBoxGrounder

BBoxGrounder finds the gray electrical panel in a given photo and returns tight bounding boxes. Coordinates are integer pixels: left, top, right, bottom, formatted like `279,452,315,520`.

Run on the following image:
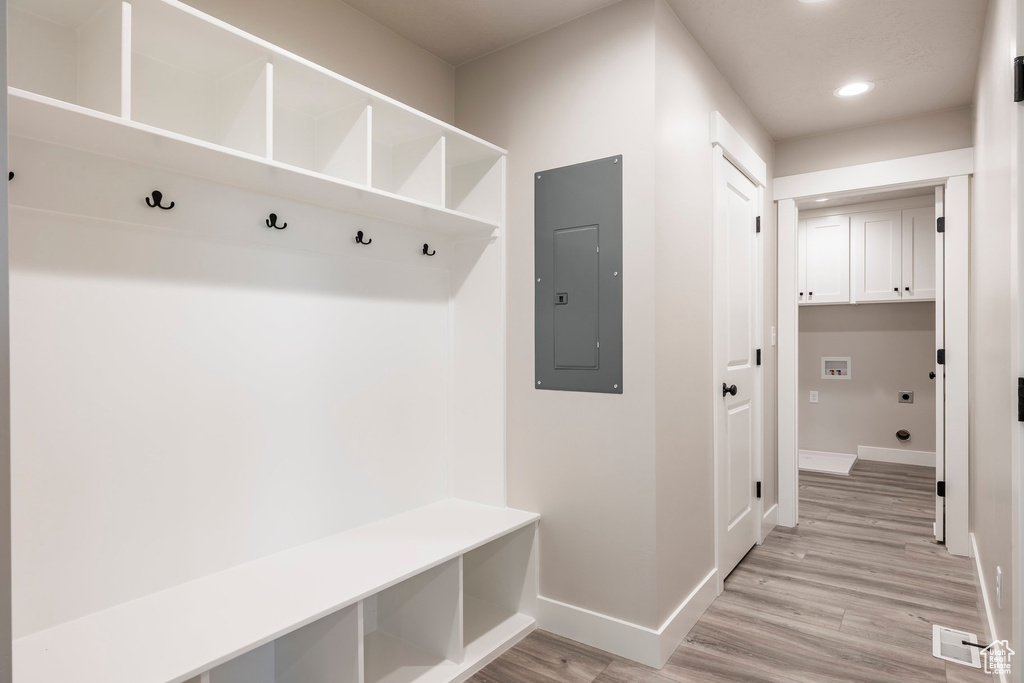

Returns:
535,155,623,394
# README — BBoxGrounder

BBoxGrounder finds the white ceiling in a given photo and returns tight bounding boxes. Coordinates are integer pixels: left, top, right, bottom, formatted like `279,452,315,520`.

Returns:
339,0,620,67
340,0,989,141
665,0,989,140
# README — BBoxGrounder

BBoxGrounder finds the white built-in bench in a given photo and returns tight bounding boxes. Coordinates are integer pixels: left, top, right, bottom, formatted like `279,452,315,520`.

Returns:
15,500,539,683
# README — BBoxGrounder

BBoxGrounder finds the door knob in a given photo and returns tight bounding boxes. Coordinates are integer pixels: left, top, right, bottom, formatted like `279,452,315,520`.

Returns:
929,371,936,379
722,383,737,397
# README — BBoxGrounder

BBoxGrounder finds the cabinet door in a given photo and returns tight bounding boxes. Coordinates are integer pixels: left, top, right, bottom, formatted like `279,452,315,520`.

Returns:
804,215,850,304
901,207,936,301
852,210,902,302
798,220,807,303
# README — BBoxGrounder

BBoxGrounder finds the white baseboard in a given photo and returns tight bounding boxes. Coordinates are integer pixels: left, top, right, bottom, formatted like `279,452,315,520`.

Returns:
761,503,778,542
970,532,1007,683
536,568,718,668
857,445,935,468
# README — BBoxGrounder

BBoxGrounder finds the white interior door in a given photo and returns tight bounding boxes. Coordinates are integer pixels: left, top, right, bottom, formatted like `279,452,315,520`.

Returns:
902,207,937,301
934,187,945,543
804,215,850,304
853,210,902,302
715,158,760,582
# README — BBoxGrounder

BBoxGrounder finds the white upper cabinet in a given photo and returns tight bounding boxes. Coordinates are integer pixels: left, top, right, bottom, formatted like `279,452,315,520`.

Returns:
901,207,937,300
802,215,850,304
800,203,936,306
852,210,902,302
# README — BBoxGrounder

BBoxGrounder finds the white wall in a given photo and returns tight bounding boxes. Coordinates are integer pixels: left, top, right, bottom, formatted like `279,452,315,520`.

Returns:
799,303,935,455
970,0,1017,650
652,0,775,626
457,0,660,630
454,0,774,643
776,107,972,178
9,138,463,637
1,0,12,677
185,0,456,123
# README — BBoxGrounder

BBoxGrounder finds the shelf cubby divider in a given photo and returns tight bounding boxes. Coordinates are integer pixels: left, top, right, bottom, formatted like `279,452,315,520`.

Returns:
462,525,538,659
203,603,362,683
9,0,130,117
271,58,371,185
364,558,462,683
371,102,446,206
130,0,271,157
444,136,504,225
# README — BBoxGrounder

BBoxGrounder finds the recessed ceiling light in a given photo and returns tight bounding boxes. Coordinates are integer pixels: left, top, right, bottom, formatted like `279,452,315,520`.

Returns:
834,81,875,97
815,198,829,202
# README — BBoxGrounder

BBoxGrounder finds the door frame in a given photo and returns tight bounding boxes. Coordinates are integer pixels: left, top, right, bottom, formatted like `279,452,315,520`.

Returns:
710,111,768,592
774,148,973,556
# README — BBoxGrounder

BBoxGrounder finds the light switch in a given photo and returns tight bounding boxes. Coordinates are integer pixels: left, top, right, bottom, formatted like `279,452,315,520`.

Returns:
810,391,819,404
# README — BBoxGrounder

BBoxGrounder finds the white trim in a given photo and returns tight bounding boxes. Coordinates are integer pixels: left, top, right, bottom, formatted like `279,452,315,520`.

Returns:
774,148,975,201
1015,9,1024,672
536,569,718,668
970,533,1009,683
712,144,725,588
760,503,778,543
944,175,970,557
798,193,934,219
777,198,799,528
935,186,946,545
857,446,935,468
775,159,971,551
709,111,767,187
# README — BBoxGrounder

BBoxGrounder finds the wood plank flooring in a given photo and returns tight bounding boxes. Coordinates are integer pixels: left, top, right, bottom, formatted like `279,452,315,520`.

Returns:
471,461,995,682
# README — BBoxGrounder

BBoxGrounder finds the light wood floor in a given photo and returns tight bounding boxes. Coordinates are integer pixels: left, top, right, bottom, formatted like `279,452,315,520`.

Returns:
471,461,995,682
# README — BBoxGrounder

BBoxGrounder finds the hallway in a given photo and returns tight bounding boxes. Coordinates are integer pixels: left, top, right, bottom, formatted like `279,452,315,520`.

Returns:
471,462,994,682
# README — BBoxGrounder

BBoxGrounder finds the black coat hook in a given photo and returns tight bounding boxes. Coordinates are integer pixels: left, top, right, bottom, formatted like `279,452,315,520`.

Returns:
145,190,174,210
266,213,287,230
422,243,436,256
355,230,372,245
8,171,12,181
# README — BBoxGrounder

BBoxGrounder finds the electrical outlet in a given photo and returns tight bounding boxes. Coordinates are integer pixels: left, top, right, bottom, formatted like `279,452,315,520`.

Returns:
995,565,1003,610
810,391,819,404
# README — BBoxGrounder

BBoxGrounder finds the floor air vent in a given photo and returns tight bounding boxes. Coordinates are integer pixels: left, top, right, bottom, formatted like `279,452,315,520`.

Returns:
932,625,981,668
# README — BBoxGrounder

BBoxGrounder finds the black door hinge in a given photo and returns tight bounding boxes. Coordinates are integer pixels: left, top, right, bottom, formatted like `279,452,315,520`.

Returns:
937,349,945,365
937,481,946,498
756,216,761,233
937,217,945,233
756,349,762,366
1018,378,1024,422
1015,56,1024,102
756,481,762,499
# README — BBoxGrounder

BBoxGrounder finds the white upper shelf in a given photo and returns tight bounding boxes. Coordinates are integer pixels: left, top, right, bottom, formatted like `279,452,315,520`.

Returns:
14,499,539,683
8,0,507,235
10,90,498,236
